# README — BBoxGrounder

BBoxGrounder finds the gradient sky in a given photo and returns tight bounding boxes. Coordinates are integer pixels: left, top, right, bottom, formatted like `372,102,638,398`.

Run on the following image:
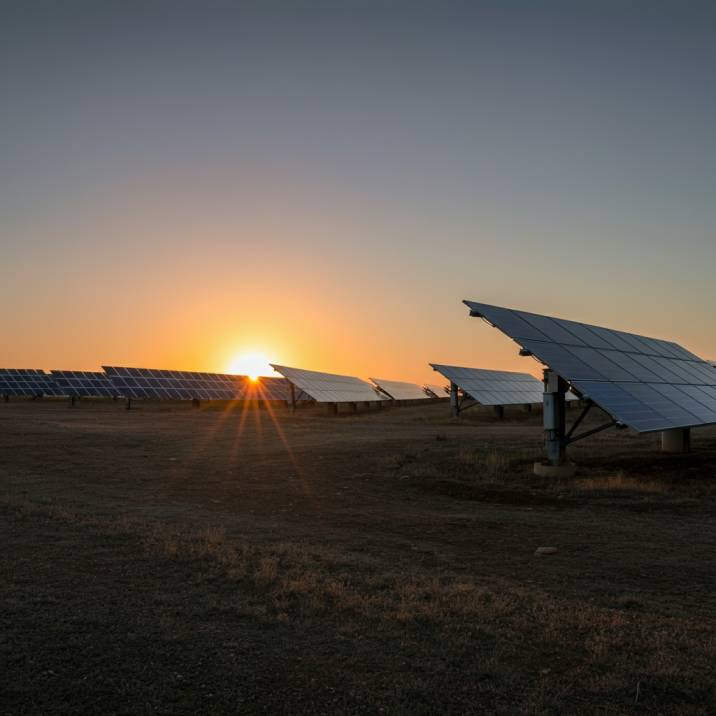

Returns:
2,1,715,383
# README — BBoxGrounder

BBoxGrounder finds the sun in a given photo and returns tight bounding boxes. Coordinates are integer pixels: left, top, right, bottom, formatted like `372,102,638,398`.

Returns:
227,351,275,381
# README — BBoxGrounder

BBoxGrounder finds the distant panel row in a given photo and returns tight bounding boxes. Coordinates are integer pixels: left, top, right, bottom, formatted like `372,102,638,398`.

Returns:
0,369,66,397
103,367,292,401
0,367,293,401
271,364,385,403
430,363,565,406
424,383,449,398
370,378,432,401
52,371,118,397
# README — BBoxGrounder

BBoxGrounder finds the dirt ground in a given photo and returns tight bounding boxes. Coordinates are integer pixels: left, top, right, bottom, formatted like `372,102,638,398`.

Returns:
1,399,715,714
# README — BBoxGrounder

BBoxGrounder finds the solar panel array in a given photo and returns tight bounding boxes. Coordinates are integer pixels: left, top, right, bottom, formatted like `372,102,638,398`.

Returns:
430,364,548,406
51,371,119,397
0,369,65,397
465,300,716,432
103,366,291,401
271,364,385,403
370,378,431,401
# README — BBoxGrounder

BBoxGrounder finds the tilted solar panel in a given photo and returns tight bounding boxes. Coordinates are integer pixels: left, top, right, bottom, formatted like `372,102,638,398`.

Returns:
430,364,549,406
370,378,431,401
103,366,234,400
271,364,385,403
424,383,449,398
103,367,291,401
51,370,119,397
0,369,64,397
464,300,716,432
234,376,292,401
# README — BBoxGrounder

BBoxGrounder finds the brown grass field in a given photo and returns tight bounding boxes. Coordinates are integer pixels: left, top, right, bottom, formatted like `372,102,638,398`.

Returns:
1,399,715,714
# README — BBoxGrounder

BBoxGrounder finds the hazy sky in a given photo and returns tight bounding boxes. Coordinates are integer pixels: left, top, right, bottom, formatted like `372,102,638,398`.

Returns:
2,0,715,382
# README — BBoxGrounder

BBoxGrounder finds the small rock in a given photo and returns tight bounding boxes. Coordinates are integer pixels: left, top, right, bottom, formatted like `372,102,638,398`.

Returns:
535,546,558,556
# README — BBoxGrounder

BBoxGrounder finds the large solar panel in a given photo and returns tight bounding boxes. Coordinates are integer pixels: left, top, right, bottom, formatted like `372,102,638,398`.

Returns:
51,370,119,397
464,300,716,432
103,367,291,401
271,364,384,403
0,369,64,397
430,364,548,406
370,377,432,401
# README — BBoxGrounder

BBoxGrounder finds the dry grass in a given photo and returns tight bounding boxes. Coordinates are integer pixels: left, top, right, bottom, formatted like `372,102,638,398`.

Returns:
3,493,714,700
1,401,715,714
574,471,668,493
456,447,511,478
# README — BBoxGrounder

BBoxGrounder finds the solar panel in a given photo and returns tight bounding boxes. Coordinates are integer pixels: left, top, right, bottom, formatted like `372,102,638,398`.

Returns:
430,364,548,406
234,376,292,401
51,370,119,397
271,364,385,403
370,378,432,401
0,369,64,397
464,300,716,433
424,383,449,398
103,367,291,401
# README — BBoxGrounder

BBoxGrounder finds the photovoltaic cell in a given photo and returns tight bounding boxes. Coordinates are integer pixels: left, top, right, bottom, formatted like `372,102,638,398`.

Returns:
465,300,716,433
271,365,385,403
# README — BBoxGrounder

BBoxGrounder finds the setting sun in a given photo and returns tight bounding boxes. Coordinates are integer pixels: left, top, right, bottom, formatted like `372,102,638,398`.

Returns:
227,351,276,380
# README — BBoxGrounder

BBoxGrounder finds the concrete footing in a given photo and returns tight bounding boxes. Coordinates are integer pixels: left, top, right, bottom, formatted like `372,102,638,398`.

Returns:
533,461,576,478
661,428,691,453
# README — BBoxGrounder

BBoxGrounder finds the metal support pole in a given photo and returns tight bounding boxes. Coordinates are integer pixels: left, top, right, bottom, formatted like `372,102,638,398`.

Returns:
126,397,132,410
289,383,296,412
191,398,200,409
70,395,76,408
543,369,567,466
450,382,459,417
494,405,504,419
